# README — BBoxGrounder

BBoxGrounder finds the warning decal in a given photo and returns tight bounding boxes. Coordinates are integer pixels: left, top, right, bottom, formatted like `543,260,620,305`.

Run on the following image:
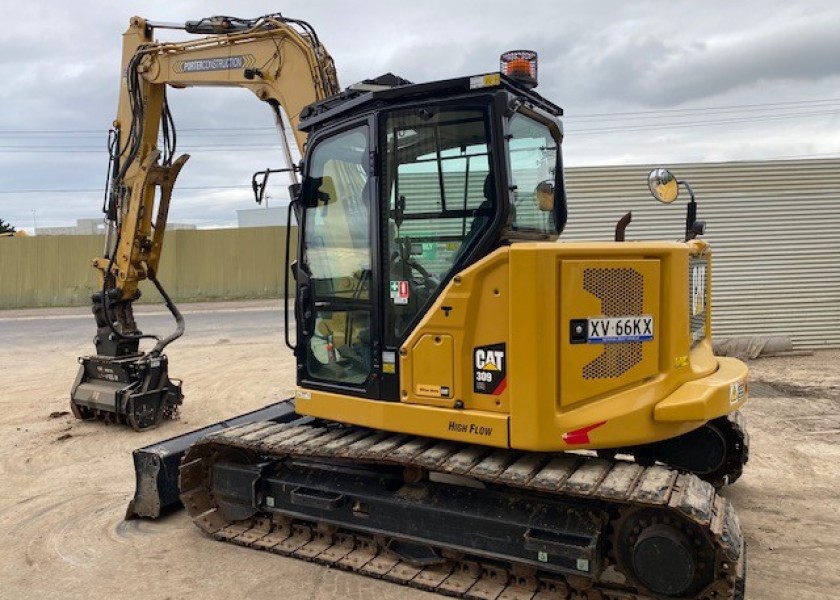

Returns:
474,343,507,395
390,280,410,305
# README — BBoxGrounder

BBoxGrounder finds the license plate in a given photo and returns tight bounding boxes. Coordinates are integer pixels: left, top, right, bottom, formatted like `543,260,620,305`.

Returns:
587,316,653,343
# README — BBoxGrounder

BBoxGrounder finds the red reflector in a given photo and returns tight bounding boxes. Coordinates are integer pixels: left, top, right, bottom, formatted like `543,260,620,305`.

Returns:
562,421,607,445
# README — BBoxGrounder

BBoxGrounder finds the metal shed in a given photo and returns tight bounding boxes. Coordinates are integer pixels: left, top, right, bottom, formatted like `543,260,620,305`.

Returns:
562,158,840,350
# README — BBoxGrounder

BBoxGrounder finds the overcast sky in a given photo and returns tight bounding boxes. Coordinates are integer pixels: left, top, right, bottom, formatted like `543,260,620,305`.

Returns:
2,0,840,231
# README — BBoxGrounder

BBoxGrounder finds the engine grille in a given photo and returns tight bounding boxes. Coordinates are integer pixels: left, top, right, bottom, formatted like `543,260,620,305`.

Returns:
582,267,644,379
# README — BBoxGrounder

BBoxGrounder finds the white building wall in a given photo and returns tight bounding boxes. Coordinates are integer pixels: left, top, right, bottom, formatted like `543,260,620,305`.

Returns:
37,218,195,236
237,206,289,228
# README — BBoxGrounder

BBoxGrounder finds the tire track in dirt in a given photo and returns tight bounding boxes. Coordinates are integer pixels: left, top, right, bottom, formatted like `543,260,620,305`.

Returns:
1,311,838,599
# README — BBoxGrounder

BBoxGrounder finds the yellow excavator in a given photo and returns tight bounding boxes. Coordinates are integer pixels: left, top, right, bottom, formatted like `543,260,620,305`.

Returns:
78,15,749,599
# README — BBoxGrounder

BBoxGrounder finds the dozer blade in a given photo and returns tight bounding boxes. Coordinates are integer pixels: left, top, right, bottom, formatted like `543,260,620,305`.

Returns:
70,353,182,431
126,399,307,519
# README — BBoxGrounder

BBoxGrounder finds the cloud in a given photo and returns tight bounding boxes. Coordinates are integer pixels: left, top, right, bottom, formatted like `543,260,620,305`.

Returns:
2,0,840,229
571,12,840,106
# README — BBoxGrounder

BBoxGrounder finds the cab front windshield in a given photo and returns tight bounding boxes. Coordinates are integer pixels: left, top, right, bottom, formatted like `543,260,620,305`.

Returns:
301,126,372,386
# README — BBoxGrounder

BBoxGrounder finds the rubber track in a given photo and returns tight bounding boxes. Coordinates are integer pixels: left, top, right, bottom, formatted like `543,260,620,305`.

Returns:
720,410,749,486
181,418,746,600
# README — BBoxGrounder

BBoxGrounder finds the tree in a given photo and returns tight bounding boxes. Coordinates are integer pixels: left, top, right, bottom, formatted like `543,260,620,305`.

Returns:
0,219,16,234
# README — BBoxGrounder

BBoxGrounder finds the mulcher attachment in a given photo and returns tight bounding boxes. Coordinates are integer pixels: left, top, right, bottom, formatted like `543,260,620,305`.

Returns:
70,353,182,431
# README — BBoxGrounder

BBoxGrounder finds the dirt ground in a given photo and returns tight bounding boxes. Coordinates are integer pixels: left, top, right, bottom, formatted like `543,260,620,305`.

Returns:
1,302,838,599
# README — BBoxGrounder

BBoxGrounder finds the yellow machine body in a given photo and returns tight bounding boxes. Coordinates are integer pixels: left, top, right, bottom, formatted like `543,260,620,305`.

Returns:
296,239,748,452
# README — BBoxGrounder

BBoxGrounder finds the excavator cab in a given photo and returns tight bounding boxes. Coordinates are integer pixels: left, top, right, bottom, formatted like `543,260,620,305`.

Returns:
292,73,565,400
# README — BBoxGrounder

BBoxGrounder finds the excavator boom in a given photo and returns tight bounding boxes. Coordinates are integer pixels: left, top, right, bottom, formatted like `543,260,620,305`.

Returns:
71,14,338,430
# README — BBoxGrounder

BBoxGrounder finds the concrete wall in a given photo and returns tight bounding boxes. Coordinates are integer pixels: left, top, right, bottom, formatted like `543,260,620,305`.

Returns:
0,226,297,309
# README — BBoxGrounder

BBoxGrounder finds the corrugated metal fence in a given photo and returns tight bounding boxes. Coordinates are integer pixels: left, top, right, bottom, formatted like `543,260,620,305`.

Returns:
0,226,297,309
563,158,840,349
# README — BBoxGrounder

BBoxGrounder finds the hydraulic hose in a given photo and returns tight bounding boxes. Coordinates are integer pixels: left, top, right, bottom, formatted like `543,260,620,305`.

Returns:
148,271,185,357
100,228,161,345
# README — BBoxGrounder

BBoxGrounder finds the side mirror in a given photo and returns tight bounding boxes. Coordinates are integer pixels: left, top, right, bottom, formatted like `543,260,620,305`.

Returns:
251,169,270,205
647,168,703,241
647,168,679,204
251,166,298,205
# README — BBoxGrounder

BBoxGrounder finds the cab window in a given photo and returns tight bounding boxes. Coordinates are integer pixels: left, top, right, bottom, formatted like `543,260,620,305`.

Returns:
381,106,493,345
508,113,559,234
301,126,372,385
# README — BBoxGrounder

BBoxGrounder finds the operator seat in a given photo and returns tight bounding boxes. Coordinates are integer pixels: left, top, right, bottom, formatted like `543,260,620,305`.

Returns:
454,173,497,265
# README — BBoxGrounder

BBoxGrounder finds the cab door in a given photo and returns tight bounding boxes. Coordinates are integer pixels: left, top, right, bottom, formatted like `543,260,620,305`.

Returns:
297,121,381,398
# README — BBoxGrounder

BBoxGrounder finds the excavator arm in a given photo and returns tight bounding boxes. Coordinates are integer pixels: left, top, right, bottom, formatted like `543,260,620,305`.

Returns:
99,13,337,306
71,14,338,429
